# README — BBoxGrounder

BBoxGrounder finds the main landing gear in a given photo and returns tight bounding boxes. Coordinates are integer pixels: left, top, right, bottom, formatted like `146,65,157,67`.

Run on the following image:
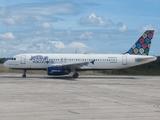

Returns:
22,70,26,78
73,72,79,78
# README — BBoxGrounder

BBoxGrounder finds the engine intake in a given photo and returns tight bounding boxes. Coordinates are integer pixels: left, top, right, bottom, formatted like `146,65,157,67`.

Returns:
47,66,71,75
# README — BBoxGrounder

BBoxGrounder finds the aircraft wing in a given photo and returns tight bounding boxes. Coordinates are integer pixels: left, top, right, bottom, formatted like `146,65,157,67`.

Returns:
49,60,95,69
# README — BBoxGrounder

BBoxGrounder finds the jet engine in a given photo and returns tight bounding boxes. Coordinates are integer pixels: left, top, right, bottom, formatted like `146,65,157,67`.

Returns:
47,66,71,75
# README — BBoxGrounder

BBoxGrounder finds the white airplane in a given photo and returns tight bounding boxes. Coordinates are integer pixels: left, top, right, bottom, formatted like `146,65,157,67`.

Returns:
3,30,157,78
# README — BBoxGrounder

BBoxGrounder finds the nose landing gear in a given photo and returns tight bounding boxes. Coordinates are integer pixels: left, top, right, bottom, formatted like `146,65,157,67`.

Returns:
22,70,26,78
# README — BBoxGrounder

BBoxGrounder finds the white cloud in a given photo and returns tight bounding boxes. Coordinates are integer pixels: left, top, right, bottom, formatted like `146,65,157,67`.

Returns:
0,8,7,16
118,24,127,32
117,22,127,32
0,32,16,40
17,16,37,25
13,44,28,51
34,22,53,35
3,18,15,25
140,25,155,32
78,32,94,39
0,2,78,17
49,41,65,49
49,41,88,49
0,49,7,53
0,38,89,57
0,1,77,26
3,16,37,25
41,22,52,29
78,13,113,27
68,42,88,48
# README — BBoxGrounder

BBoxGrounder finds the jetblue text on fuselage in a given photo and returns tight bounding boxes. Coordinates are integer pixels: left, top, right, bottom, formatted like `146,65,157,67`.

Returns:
29,55,54,64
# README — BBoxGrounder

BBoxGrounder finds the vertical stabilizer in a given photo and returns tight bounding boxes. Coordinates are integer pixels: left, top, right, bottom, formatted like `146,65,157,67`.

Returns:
126,30,154,55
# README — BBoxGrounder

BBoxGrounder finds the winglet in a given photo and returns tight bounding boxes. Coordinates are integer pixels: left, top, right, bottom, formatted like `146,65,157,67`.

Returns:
90,59,95,65
126,30,154,56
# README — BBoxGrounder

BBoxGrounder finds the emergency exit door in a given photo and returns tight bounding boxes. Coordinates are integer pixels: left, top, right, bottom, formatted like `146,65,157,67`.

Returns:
60,58,67,63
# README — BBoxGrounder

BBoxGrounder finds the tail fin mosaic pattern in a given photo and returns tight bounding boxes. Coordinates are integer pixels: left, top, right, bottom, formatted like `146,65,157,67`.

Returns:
126,30,154,56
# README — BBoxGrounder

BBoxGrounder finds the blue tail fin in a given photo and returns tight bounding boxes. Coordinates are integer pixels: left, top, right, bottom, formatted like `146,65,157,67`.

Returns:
126,30,154,56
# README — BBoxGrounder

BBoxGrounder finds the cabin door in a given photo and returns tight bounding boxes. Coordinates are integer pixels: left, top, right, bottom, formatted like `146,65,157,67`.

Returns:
122,56,127,65
21,55,26,64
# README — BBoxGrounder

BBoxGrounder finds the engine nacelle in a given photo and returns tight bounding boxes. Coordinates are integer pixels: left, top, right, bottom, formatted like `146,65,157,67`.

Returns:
47,66,71,75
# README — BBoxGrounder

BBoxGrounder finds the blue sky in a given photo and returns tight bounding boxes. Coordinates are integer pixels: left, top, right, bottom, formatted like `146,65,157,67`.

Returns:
0,0,160,57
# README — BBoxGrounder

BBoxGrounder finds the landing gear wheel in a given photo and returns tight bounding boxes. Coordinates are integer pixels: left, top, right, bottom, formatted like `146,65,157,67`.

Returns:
73,73,79,78
22,74,26,78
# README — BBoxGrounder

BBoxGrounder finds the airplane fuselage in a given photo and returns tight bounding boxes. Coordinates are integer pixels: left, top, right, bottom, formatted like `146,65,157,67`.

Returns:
4,53,157,70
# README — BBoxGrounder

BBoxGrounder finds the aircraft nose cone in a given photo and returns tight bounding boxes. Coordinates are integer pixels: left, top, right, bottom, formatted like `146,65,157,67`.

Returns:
3,61,9,68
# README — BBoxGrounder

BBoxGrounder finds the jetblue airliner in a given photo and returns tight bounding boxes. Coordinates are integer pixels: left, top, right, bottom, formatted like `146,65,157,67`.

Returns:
3,30,157,78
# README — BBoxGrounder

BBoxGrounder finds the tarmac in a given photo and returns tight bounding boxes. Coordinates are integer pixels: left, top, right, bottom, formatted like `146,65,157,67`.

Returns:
0,73,160,120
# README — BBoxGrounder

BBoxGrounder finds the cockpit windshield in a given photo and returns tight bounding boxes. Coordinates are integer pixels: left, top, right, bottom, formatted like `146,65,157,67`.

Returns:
9,58,16,60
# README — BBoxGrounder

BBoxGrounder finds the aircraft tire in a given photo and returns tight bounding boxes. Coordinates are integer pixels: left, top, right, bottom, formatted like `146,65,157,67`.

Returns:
73,73,79,78
22,74,26,78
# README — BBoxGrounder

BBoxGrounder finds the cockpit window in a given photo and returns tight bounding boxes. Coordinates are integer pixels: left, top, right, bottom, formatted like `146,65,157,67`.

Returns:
10,58,16,60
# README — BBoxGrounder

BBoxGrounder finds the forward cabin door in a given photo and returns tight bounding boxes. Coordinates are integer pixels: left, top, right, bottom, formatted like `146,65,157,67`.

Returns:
21,55,26,64
122,56,127,65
